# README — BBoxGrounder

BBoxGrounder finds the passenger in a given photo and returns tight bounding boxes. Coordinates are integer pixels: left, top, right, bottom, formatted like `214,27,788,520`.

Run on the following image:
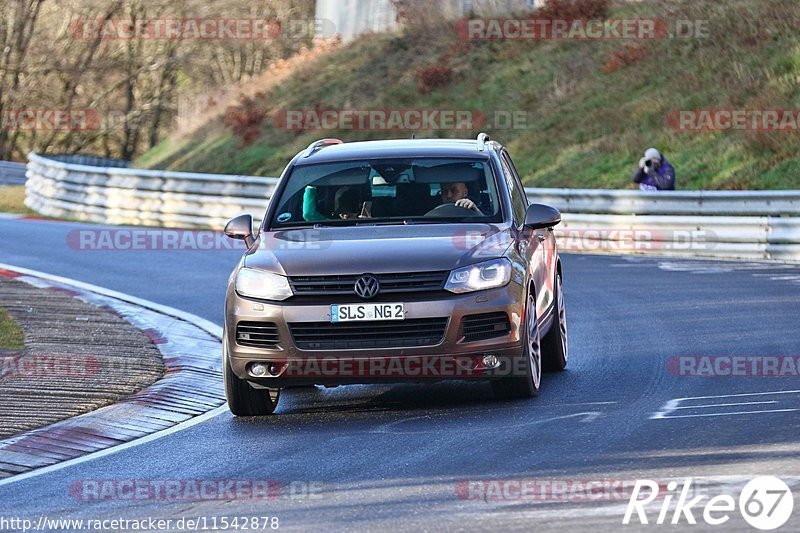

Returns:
302,185,364,221
333,186,365,219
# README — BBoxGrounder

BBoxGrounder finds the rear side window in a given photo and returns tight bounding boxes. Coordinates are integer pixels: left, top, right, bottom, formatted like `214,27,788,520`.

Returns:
500,151,528,226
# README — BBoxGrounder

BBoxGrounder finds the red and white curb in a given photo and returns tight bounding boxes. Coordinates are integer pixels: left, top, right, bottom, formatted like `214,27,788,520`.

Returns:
0,263,227,484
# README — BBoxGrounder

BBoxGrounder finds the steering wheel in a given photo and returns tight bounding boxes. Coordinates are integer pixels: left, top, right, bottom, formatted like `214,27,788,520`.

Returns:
424,202,480,217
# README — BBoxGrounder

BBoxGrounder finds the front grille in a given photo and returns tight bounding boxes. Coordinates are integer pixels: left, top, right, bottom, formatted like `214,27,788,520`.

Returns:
236,321,280,348
289,317,448,350
288,271,448,296
460,312,511,342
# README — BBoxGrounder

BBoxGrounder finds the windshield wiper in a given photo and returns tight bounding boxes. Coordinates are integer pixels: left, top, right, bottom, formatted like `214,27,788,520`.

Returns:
312,221,351,228
311,218,404,227
402,217,468,224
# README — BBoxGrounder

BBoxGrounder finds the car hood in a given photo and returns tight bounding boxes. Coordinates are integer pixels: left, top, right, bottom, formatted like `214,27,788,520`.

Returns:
244,223,514,276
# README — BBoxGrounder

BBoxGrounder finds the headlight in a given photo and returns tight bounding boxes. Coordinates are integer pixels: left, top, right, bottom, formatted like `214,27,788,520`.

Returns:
444,258,512,294
235,268,293,301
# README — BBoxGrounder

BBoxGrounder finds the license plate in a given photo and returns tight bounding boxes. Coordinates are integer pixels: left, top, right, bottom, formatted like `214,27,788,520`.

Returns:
331,303,404,322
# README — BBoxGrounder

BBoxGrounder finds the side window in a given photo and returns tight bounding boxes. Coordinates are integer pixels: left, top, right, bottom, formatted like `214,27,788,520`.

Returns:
504,152,529,207
500,151,528,225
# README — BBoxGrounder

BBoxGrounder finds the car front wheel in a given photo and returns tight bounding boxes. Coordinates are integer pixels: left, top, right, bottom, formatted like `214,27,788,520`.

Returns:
492,287,541,399
541,272,568,372
223,330,280,416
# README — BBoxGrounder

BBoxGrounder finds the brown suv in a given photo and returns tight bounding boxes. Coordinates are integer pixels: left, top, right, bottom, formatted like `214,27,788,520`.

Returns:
223,134,568,415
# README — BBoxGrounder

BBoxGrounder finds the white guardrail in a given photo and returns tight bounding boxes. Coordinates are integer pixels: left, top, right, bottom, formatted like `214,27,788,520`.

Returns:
24,152,800,261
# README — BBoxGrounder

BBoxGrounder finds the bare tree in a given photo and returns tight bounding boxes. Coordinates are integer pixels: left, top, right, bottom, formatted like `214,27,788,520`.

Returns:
0,0,45,159
0,0,315,161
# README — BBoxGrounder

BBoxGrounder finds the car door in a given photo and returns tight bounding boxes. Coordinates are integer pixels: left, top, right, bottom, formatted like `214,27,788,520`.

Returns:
499,150,549,323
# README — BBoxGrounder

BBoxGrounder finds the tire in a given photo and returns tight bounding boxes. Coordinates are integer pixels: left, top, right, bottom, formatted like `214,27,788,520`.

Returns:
541,272,568,372
492,287,541,399
223,332,280,416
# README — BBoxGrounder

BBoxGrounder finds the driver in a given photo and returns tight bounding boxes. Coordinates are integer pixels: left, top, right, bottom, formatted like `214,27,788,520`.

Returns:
439,182,482,214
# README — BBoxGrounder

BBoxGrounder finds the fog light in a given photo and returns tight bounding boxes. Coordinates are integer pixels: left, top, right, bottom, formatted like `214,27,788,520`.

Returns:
268,363,281,376
482,354,500,369
249,363,267,377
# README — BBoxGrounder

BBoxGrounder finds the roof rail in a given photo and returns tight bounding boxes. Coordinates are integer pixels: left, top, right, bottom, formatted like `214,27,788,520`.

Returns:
304,138,343,158
476,132,490,151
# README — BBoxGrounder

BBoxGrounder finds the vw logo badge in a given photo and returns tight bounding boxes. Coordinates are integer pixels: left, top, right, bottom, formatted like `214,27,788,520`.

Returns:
354,274,380,299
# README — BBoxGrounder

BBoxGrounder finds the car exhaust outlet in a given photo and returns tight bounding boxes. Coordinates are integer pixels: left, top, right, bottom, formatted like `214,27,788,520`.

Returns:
248,362,267,377
482,354,500,369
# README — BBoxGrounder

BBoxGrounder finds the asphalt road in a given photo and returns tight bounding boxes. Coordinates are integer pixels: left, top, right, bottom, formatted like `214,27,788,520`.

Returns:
0,215,799,532
0,163,26,186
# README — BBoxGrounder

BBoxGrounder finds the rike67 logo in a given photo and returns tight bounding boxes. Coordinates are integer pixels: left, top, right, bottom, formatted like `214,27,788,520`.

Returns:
624,477,794,530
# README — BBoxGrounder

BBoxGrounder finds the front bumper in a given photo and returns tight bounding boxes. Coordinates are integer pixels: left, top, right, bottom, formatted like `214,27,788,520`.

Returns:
225,282,525,386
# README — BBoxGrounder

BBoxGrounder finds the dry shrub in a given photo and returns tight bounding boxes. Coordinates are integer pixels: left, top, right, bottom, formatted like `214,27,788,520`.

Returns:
223,95,267,145
741,89,797,155
603,43,646,74
390,0,451,36
415,64,453,94
538,0,611,20
551,46,592,100
391,0,424,24
741,130,789,156
178,39,340,135
439,39,472,64
719,176,751,191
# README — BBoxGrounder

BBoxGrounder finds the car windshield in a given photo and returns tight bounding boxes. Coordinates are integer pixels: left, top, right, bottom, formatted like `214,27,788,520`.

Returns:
269,158,503,227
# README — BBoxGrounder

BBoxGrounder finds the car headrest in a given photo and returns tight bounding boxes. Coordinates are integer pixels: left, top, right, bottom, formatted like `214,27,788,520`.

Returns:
396,182,431,198
334,186,363,214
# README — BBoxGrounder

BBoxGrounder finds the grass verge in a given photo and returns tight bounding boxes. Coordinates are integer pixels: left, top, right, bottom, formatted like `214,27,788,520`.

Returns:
0,306,24,350
0,186,35,215
136,0,800,190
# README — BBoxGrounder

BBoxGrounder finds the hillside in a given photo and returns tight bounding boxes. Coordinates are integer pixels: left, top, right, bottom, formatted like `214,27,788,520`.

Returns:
136,0,800,190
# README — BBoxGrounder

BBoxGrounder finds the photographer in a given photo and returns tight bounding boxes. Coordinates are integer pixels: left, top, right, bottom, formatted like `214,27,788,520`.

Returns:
632,148,675,191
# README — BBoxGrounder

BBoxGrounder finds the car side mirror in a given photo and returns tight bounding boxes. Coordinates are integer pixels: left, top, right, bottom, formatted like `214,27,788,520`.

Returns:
524,203,561,229
224,214,255,248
